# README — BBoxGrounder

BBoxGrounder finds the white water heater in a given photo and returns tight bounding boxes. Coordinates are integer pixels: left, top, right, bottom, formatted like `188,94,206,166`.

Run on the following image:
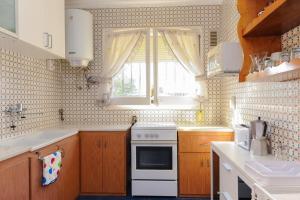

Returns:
65,9,93,67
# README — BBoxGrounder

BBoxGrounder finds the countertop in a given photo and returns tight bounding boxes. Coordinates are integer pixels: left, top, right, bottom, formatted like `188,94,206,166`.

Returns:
0,123,232,162
177,125,233,132
212,142,300,200
0,124,132,162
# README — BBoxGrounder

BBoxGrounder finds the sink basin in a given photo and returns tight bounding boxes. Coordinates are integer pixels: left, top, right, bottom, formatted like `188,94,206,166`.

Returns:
245,160,300,186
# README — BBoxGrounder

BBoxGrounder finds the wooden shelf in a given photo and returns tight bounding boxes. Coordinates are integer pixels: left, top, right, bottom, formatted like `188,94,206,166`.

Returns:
246,60,300,82
243,0,300,37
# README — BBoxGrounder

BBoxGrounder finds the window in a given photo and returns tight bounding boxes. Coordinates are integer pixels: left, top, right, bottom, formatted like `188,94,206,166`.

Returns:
108,28,203,107
156,31,201,105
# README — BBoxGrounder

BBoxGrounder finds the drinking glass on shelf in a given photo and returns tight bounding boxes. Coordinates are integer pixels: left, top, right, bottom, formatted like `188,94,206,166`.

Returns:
291,47,300,63
250,52,268,73
280,52,290,63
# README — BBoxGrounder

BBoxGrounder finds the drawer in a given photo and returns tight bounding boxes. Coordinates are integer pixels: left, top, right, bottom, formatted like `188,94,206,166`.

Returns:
178,132,233,153
219,158,238,200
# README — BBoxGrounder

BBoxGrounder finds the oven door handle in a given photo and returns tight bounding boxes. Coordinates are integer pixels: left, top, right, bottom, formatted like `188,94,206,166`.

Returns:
131,140,178,144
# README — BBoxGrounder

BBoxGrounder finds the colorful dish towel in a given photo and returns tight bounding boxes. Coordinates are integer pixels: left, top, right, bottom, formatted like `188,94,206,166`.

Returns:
42,150,62,186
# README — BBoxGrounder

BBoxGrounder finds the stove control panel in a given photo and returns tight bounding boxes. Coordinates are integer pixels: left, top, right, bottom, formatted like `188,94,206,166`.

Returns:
132,129,177,141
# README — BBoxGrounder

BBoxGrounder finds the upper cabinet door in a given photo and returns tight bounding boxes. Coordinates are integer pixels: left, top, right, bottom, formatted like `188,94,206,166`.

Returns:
0,0,17,35
17,0,65,58
44,0,65,58
18,0,46,50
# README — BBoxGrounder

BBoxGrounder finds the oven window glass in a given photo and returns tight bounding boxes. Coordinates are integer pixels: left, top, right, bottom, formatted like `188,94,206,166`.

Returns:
136,147,172,170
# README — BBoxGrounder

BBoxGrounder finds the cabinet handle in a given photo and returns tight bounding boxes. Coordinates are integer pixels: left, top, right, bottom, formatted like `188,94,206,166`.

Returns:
60,147,65,158
49,34,53,49
43,32,49,48
222,162,232,172
104,141,107,148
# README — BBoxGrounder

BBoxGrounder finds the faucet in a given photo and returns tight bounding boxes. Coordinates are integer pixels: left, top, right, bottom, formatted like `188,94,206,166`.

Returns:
4,103,43,130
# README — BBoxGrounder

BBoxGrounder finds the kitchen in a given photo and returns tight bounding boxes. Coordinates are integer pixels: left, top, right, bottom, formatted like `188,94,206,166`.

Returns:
0,0,299,200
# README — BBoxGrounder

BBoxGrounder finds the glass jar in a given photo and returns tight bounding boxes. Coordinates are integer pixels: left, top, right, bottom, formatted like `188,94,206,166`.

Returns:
280,52,290,63
264,57,273,70
290,47,300,61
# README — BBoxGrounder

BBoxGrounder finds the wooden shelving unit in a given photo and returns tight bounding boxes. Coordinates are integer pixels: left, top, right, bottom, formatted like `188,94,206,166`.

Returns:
237,0,300,82
246,60,300,82
243,0,300,37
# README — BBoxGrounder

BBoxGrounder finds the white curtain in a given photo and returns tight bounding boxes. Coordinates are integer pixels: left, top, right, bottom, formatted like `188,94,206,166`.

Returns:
97,29,143,106
159,29,207,99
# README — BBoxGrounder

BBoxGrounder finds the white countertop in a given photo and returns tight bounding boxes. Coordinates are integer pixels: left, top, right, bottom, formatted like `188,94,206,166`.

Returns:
212,142,300,200
177,125,233,132
0,124,132,162
0,123,231,162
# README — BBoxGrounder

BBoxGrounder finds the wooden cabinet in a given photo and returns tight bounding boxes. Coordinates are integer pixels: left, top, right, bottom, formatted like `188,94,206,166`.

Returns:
30,135,80,200
57,135,80,200
0,153,30,200
80,131,127,195
237,0,300,82
178,131,233,197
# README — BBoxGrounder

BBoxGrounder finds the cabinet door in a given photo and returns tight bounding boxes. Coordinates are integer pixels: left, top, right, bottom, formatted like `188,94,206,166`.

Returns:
179,153,210,197
44,0,65,57
58,136,80,200
179,132,234,153
80,132,103,193
30,143,62,200
219,158,238,200
18,0,46,49
102,133,127,194
0,0,16,34
0,154,30,200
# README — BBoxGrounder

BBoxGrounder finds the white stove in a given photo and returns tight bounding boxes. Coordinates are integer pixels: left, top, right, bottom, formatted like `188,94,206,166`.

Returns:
131,122,178,197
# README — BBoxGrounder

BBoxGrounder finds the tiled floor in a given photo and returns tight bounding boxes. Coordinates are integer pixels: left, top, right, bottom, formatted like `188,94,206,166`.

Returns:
78,197,210,200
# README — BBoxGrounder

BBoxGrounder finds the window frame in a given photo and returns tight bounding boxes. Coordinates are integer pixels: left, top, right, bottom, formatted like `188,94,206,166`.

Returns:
109,29,151,105
153,28,204,106
107,27,204,107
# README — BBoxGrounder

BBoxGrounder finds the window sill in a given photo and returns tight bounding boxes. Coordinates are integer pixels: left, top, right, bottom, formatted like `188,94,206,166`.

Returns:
103,104,201,110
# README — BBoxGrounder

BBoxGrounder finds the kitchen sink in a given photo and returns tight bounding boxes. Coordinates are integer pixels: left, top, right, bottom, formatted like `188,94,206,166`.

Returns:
245,160,300,186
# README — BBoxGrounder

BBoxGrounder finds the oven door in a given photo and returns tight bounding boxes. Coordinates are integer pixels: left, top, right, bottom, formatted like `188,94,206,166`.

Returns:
131,142,177,180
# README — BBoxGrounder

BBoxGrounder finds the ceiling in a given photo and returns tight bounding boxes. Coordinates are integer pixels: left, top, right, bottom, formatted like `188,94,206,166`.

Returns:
65,0,224,9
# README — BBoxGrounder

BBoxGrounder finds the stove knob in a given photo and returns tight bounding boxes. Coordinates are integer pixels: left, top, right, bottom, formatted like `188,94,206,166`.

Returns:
145,134,149,138
137,134,141,138
155,134,159,138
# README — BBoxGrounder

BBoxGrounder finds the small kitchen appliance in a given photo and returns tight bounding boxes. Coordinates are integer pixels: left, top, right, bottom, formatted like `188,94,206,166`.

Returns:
234,124,251,150
250,117,268,156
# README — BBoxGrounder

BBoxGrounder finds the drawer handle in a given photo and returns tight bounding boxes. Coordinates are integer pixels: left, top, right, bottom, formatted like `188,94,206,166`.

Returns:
222,162,232,172
221,192,233,200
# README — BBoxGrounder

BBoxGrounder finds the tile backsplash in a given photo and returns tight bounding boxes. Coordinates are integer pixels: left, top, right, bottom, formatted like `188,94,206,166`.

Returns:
0,49,63,139
62,5,223,125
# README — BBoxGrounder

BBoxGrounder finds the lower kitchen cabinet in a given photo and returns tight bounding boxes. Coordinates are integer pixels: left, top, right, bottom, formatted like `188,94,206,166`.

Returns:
30,135,80,200
0,153,30,200
178,131,233,197
179,153,211,196
80,131,127,195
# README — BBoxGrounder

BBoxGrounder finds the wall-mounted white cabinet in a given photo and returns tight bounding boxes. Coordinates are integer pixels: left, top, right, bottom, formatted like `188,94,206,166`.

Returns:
0,0,17,36
0,0,65,59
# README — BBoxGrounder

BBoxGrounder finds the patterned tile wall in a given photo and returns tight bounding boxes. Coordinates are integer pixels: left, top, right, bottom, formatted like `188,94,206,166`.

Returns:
220,0,239,42
62,5,223,125
220,0,300,160
0,49,62,139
